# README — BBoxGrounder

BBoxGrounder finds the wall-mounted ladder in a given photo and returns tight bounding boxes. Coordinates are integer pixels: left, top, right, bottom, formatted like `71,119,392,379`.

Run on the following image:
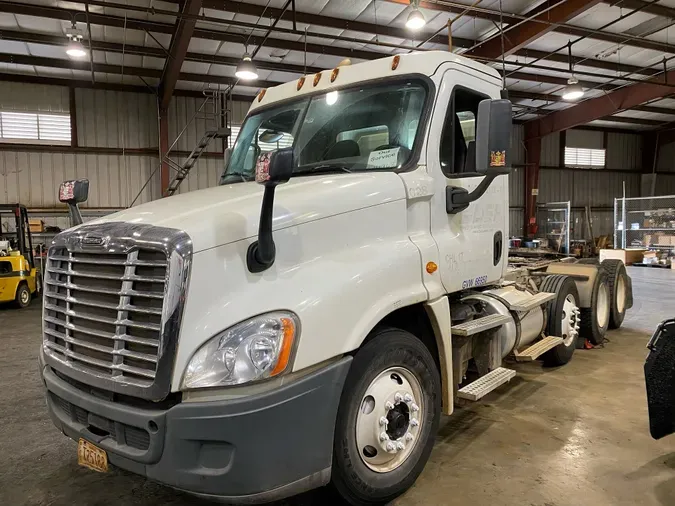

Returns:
131,88,232,206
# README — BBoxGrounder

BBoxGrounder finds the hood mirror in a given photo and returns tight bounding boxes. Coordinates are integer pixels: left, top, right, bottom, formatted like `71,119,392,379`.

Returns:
59,179,89,227
247,147,293,273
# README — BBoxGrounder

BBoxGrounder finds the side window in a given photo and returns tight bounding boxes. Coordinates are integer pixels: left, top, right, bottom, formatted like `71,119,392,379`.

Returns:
439,87,486,176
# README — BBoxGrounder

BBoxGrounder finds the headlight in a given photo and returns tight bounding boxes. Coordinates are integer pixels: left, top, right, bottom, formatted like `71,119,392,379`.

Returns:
181,312,299,389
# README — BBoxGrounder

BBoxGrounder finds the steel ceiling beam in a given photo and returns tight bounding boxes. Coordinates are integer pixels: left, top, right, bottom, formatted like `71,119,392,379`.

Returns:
3,1,671,81
604,0,675,20
525,69,675,138
172,0,475,48
0,53,278,89
159,0,203,110
383,0,675,54
466,0,604,59
0,71,253,100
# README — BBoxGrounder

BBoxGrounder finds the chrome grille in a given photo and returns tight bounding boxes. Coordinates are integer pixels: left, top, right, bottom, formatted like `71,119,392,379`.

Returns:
41,223,192,400
44,248,167,386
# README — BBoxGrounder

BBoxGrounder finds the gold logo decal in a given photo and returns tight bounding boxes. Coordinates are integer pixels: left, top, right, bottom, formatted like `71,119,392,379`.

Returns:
490,150,506,167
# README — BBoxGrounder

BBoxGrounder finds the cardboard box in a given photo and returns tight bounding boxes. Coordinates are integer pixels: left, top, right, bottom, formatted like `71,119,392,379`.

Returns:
28,219,44,233
600,248,647,265
657,235,672,246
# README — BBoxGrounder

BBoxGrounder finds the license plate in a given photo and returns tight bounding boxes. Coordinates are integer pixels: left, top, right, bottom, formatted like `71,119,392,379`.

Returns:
77,438,108,473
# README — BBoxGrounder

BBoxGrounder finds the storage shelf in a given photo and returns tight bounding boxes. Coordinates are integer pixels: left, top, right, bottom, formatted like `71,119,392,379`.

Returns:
623,228,675,231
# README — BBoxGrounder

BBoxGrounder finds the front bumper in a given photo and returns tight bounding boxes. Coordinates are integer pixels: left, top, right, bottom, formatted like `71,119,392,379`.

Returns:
40,351,351,503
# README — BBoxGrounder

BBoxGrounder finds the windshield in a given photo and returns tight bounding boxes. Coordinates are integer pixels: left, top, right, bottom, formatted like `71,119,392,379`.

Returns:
220,80,428,183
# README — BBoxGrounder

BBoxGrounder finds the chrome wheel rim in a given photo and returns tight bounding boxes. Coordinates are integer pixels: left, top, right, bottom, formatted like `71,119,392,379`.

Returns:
616,275,626,314
596,282,610,329
561,293,580,346
355,366,424,473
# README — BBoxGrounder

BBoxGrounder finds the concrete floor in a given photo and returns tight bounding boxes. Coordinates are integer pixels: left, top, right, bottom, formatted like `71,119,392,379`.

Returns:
1,266,674,506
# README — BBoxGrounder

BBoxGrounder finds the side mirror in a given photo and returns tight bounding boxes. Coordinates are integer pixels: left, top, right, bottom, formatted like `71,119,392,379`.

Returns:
59,179,89,227
475,99,512,175
447,99,511,214
247,147,293,273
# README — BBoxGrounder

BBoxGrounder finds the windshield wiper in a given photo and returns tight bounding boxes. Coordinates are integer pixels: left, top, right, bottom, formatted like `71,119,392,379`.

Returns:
220,172,253,184
295,164,353,175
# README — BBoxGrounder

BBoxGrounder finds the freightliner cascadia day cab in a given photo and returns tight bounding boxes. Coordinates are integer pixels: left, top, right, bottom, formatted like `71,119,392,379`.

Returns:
39,51,632,505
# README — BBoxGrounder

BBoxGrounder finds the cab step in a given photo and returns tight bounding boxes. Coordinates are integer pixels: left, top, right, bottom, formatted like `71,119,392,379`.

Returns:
457,367,516,401
513,336,564,362
451,313,511,337
508,292,556,312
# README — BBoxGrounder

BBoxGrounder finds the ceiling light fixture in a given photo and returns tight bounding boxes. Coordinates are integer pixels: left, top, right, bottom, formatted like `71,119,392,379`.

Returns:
65,22,87,58
235,51,259,81
406,1,426,30
562,76,584,101
562,41,584,101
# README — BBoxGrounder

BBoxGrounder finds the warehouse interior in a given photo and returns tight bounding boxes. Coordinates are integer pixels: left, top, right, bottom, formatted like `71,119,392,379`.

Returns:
2,0,675,505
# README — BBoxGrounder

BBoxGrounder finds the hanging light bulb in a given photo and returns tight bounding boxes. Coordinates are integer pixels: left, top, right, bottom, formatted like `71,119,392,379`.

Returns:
235,52,259,81
65,23,87,58
406,1,426,30
562,76,584,101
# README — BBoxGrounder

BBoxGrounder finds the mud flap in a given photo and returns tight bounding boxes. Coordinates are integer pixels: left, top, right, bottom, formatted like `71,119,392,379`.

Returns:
645,319,675,439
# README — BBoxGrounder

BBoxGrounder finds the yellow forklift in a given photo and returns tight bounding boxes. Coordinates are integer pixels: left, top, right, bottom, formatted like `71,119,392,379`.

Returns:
0,204,40,308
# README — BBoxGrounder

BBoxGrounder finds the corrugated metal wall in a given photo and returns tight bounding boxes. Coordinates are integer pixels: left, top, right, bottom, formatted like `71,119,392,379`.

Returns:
0,151,160,207
607,132,642,171
0,80,254,215
0,82,69,112
75,89,157,149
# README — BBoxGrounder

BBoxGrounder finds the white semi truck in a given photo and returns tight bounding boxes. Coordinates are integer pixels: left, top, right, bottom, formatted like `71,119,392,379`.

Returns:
39,51,631,505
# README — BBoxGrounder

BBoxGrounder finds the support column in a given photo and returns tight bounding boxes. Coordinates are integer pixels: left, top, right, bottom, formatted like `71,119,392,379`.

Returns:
159,108,170,197
523,130,541,238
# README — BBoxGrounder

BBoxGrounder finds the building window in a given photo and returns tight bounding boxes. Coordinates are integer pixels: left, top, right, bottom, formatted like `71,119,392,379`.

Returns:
564,147,606,168
0,111,71,144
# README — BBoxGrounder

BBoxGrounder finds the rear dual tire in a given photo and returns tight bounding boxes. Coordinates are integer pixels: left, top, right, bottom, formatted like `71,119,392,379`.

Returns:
331,328,441,506
579,269,610,345
540,275,580,366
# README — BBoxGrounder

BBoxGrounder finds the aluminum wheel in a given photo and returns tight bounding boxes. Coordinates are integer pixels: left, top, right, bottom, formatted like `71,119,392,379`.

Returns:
596,282,610,329
560,293,580,347
355,366,424,473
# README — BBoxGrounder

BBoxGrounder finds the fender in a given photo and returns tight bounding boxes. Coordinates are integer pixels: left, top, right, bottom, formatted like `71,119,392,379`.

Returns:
424,297,454,415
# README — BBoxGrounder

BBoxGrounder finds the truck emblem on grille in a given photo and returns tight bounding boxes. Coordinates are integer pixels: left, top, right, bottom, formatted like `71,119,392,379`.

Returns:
80,235,106,246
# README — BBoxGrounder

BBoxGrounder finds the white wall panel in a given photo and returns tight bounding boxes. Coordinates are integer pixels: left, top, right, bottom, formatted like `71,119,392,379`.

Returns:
75,89,157,149
0,82,69,112
175,156,224,195
0,151,160,208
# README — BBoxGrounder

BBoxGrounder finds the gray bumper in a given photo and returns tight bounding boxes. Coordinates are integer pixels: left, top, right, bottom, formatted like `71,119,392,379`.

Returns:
40,352,351,503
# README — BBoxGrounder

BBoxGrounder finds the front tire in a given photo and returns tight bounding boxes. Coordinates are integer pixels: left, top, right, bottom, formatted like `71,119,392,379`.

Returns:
14,283,31,308
331,327,441,506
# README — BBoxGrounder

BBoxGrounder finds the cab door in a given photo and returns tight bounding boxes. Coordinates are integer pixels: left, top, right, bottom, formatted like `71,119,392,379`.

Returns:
427,67,509,294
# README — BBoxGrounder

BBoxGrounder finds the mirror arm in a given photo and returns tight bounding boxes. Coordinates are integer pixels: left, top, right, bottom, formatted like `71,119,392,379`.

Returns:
67,204,84,227
446,167,509,214
247,186,277,273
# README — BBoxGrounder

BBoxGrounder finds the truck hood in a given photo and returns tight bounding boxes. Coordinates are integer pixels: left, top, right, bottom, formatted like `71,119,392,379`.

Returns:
90,172,406,253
